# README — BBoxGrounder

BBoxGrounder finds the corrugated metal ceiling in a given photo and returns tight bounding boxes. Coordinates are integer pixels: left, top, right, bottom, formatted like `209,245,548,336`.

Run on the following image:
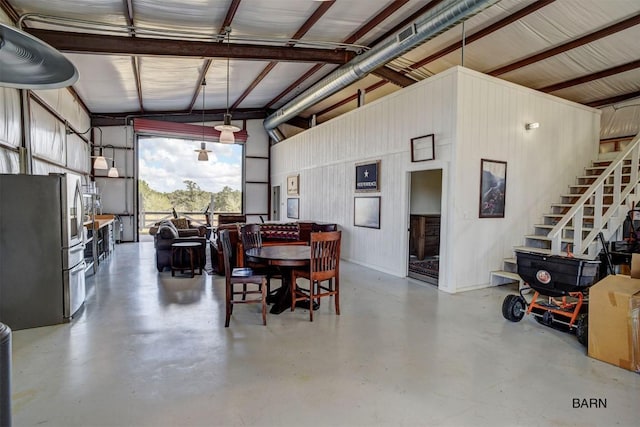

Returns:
2,0,640,139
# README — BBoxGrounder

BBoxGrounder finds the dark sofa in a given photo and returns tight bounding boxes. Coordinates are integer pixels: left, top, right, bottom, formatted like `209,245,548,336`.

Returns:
151,219,207,272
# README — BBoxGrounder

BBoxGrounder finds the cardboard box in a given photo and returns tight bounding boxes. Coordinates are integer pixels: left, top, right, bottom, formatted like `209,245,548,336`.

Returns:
588,274,640,372
632,293,640,372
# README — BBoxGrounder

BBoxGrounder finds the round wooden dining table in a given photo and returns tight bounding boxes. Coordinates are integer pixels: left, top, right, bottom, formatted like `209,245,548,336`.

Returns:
245,245,317,314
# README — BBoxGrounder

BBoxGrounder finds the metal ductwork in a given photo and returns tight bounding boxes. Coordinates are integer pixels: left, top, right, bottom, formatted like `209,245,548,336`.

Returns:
264,0,500,142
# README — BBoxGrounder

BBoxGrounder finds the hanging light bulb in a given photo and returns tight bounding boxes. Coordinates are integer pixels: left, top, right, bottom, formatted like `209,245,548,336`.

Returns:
93,151,108,170
196,79,212,160
107,162,119,177
196,142,211,161
214,27,240,144
92,127,108,169
107,145,119,177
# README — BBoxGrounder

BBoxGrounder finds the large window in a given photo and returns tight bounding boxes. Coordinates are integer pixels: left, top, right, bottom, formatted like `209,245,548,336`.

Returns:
138,135,243,231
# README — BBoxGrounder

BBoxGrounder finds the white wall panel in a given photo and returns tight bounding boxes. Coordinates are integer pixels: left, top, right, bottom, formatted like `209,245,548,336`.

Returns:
66,133,90,173
272,67,601,292
245,182,268,215
33,88,90,133
245,119,269,158
451,69,600,292
272,69,458,278
245,158,268,183
0,149,19,173
0,88,21,150
30,102,65,164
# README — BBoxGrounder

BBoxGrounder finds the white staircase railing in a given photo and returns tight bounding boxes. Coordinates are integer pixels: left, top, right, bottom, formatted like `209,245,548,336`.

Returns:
547,132,640,257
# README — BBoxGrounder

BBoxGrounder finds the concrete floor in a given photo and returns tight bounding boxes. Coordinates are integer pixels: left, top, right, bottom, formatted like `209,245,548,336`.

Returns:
9,241,640,426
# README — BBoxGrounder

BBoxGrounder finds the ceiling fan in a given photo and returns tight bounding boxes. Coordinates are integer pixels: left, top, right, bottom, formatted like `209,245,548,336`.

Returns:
0,23,78,89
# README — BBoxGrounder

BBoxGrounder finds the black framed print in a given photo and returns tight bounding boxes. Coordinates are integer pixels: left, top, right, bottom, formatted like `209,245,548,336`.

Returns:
411,134,435,162
287,198,299,219
355,160,380,192
479,159,507,218
354,196,381,229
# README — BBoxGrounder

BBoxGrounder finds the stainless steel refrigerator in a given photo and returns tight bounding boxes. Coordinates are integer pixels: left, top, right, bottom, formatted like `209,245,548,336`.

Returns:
0,173,86,330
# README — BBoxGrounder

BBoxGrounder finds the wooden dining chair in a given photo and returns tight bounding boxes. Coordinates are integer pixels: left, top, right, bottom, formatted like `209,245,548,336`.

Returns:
240,224,277,296
220,230,267,327
310,223,338,292
291,231,341,321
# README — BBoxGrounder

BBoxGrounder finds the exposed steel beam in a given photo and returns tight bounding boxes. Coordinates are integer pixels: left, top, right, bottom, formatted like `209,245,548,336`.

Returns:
66,86,91,117
368,0,446,47
371,66,414,87
122,0,144,112
406,0,556,73
25,28,355,64
187,0,242,112
219,0,242,34
586,90,640,108
343,0,409,45
315,80,387,118
91,108,267,127
264,64,325,109
263,0,416,109
539,59,640,93
231,62,278,110
131,57,144,112
0,0,20,24
230,1,335,110
489,12,640,76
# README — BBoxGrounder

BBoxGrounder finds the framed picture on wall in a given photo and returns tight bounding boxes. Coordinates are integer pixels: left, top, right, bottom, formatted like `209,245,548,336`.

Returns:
287,175,299,196
354,196,381,229
287,198,299,219
479,159,507,218
411,134,435,162
355,160,380,192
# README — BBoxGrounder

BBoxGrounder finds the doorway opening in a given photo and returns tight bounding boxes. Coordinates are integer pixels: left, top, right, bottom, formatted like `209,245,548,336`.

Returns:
408,169,442,285
137,135,243,238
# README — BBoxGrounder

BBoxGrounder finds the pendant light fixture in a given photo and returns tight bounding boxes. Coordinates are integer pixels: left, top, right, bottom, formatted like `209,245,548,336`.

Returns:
107,145,119,177
214,27,240,144
92,127,108,170
195,80,212,160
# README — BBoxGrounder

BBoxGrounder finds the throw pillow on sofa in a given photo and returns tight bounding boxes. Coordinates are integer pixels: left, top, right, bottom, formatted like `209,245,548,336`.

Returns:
171,217,190,229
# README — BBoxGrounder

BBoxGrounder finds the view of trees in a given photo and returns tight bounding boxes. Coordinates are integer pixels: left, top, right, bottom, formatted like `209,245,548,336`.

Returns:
139,179,241,213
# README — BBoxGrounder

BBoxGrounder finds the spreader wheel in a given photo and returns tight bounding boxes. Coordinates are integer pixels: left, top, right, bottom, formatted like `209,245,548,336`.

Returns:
502,295,526,322
575,313,588,347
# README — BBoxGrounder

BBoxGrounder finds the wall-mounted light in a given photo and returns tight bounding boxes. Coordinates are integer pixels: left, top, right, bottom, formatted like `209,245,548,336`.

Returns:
92,127,108,169
525,122,540,130
66,123,108,169
106,145,119,177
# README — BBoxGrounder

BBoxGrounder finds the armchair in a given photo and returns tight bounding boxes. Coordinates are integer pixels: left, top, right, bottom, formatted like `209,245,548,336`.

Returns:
151,219,207,272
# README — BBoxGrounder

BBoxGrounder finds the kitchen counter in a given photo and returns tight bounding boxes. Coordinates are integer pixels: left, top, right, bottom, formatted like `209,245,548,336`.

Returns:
84,214,115,230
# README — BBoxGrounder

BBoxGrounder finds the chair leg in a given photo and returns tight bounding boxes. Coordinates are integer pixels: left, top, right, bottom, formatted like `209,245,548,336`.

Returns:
335,277,340,315
242,283,247,300
261,278,267,326
290,271,297,312
225,284,232,327
309,280,315,322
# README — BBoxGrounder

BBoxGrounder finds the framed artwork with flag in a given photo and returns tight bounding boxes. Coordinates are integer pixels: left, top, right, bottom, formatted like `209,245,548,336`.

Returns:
355,160,380,192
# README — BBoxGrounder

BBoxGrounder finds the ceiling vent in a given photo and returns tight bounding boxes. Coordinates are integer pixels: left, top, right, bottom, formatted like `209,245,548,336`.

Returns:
396,24,417,44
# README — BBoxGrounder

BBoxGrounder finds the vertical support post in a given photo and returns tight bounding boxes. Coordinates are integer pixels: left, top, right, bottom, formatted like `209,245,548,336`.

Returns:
357,89,365,108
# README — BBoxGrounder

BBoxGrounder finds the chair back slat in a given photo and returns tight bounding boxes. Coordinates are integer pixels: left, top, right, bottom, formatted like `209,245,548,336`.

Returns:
309,231,341,281
220,229,233,281
241,224,263,250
